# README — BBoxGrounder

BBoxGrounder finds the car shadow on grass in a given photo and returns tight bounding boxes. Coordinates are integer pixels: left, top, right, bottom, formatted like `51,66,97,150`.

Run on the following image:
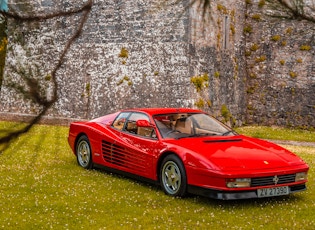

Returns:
91,165,306,207
190,192,305,207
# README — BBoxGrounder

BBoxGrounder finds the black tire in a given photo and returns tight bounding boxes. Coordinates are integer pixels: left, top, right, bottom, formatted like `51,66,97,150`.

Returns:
76,135,93,169
160,154,187,197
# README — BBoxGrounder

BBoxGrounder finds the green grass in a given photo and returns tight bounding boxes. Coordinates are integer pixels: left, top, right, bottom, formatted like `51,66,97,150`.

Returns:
0,122,314,229
235,126,315,142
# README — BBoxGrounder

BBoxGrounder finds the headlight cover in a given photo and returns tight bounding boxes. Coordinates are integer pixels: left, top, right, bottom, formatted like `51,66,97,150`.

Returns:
295,172,307,182
226,178,251,188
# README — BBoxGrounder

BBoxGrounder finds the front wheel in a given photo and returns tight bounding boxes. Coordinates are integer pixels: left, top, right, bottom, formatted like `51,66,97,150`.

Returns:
160,154,187,197
76,135,93,169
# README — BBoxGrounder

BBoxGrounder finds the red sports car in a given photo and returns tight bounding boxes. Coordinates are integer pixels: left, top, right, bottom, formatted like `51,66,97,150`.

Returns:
68,108,309,200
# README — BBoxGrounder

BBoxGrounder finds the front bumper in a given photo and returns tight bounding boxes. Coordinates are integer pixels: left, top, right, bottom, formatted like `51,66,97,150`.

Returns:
187,184,307,200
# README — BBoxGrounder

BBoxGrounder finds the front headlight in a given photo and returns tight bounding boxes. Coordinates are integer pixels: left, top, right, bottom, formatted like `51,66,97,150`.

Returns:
295,172,307,182
226,178,251,188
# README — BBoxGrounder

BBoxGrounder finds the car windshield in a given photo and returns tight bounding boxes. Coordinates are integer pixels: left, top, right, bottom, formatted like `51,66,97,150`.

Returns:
153,113,236,139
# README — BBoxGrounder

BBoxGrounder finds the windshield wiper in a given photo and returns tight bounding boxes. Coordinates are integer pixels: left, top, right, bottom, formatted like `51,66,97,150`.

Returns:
176,133,216,140
222,130,234,136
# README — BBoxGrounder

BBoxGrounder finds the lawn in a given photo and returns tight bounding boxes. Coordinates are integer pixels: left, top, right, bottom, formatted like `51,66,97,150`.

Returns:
0,122,314,229
235,126,315,142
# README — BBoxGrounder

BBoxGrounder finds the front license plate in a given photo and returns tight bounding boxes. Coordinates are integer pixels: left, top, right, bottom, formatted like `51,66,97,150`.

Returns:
257,186,289,198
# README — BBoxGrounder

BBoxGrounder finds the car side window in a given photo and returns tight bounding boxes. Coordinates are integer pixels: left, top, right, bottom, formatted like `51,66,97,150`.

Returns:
125,113,156,138
112,112,130,130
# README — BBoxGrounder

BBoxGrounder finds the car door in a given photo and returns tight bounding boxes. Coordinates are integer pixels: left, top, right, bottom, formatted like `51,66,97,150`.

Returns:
101,112,130,168
103,112,159,179
118,112,159,178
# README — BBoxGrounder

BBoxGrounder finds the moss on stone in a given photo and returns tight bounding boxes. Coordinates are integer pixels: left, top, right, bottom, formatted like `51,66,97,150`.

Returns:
190,73,209,92
289,71,297,78
243,25,253,34
250,43,259,51
271,35,281,42
251,14,261,21
214,71,220,78
258,0,265,8
119,47,129,58
195,98,205,108
300,45,311,51
255,55,266,63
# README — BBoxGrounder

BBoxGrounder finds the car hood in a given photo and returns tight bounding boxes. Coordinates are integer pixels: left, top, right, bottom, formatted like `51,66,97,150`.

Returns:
167,135,306,171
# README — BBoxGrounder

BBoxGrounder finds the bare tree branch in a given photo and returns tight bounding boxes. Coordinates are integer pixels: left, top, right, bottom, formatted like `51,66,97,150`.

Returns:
0,0,93,149
270,0,315,22
3,1,92,21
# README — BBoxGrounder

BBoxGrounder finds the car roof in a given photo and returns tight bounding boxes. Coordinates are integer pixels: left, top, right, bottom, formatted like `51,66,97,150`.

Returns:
121,108,204,116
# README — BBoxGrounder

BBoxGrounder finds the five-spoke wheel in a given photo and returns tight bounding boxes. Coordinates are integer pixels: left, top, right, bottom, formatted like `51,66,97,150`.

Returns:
160,154,187,197
76,135,93,169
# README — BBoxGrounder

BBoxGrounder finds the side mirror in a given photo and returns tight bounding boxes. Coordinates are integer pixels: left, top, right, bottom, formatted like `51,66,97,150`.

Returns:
136,120,154,128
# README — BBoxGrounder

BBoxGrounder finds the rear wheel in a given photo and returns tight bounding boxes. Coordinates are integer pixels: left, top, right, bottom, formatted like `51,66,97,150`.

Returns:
76,135,93,169
160,154,187,197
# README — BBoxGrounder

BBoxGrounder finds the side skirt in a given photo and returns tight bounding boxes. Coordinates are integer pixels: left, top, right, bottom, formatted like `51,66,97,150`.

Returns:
93,163,159,186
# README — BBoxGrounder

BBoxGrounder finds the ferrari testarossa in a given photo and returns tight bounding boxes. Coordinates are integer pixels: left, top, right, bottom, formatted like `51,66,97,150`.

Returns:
68,108,309,200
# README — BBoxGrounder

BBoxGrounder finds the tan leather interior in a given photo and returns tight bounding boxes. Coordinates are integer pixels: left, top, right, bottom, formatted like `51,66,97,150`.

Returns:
175,118,192,134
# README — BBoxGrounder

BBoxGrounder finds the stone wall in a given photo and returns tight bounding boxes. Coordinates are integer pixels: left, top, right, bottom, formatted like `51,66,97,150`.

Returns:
188,0,247,126
244,0,315,129
0,0,314,129
0,0,247,126
1,0,194,120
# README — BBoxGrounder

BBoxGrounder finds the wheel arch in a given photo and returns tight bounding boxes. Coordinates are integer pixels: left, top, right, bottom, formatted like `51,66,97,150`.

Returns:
74,132,89,155
156,151,185,182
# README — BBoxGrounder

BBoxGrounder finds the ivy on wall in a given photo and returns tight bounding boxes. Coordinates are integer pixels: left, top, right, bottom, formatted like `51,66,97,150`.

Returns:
244,0,314,129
